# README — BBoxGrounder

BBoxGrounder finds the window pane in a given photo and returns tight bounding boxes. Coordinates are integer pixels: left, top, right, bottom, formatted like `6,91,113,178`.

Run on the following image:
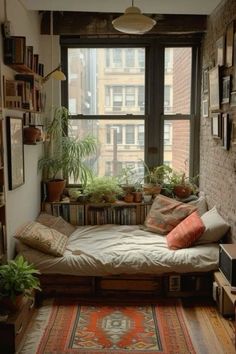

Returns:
69,119,144,182
68,48,145,115
164,47,192,115
163,120,190,175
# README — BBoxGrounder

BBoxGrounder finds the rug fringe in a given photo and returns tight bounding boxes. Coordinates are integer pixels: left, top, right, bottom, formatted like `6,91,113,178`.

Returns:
17,299,54,354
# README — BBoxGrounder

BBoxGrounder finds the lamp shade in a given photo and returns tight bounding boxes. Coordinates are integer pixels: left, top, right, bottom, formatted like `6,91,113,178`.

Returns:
112,6,156,34
50,69,66,81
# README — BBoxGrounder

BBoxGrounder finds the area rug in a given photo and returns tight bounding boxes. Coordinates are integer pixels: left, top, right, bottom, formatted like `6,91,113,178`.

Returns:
19,299,196,354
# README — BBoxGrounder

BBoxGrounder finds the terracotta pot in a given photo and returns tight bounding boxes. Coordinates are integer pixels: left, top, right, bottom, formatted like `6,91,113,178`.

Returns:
124,193,134,203
23,126,41,144
47,179,66,202
133,191,143,203
0,294,25,312
173,184,192,199
143,184,161,196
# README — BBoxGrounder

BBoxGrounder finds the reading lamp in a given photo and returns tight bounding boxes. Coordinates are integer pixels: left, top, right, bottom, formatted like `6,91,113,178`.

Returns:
112,0,156,34
42,65,66,84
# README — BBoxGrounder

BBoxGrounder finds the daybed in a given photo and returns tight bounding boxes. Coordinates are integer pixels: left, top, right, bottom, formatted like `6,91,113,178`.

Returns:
15,196,230,302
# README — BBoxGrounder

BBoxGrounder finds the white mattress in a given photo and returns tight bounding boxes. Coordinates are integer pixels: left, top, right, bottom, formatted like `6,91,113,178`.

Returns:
16,224,219,276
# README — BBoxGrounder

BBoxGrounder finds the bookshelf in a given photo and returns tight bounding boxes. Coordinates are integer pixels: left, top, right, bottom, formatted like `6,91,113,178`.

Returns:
0,119,7,263
42,201,152,226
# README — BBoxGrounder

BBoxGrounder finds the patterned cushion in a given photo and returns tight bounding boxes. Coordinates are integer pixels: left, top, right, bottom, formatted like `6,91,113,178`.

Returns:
37,213,76,237
15,221,68,257
144,195,197,235
166,211,206,250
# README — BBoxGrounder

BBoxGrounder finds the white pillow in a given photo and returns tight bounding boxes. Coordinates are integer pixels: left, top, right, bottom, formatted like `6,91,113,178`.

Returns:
188,196,208,216
196,206,230,244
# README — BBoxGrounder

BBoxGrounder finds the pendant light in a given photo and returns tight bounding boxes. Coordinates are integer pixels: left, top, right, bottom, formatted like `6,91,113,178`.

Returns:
112,0,156,35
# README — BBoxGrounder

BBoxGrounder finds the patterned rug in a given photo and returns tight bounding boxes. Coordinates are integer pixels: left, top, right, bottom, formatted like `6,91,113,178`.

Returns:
20,299,196,354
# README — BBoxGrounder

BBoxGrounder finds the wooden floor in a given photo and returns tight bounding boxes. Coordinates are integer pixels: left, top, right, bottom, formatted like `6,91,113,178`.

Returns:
20,297,235,354
181,298,235,354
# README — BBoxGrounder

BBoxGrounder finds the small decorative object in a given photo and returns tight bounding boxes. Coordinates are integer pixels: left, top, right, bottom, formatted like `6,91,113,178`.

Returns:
209,66,220,110
225,21,234,68
211,113,221,138
0,256,41,312
216,35,225,66
6,116,24,190
222,113,230,150
143,194,152,203
23,125,41,144
221,76,231,104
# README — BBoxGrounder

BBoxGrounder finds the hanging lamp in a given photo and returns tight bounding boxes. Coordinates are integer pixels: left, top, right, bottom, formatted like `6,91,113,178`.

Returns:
112,0,156,35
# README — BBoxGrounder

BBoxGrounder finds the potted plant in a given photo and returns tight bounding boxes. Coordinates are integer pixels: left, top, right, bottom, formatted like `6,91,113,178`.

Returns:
117,166,137,194
0,256,41,311
85,176,123,204
38,107,97,202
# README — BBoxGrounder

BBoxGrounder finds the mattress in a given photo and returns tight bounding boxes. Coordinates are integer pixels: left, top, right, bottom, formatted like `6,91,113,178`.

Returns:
16,224,219,276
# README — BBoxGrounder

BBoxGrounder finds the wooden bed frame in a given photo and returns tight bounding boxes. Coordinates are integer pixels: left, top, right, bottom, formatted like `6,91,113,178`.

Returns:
37,272,214,303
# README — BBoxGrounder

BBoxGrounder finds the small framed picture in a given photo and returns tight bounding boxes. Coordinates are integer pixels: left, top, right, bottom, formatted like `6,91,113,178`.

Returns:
222,113,230,150
216,35,225,66
221,76,231,104
209,66,220,110
231,121,236,145
211,113,221,138
225,21,234,67
202,99,209,117
230,91,236,107
202,68,209,94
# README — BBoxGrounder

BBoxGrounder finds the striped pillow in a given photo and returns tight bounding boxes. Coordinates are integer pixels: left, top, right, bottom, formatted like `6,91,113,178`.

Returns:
166,211,205,250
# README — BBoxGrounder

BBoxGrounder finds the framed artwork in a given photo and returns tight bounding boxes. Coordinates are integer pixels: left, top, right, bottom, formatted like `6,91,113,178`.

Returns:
231,121,236,145
6,117,24,190
202,99,209,117
221,76,231,104
216,35,225,66
222,113,230,150
233,32,236,90
230,91,236,107
225,21,234,67
202,68,209,94
211,113,221,138
209,66,220,110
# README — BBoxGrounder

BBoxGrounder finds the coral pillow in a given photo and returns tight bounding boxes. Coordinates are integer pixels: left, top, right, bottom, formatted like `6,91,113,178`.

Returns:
144,195,197,235
15,221,68,257
167,211,206,250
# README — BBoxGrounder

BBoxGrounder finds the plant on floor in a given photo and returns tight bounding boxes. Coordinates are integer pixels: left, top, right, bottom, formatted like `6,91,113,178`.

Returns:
38,106,97,201
0,256,41,304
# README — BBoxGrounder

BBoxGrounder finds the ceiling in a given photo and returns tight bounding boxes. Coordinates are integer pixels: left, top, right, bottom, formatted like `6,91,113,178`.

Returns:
21,0,223,15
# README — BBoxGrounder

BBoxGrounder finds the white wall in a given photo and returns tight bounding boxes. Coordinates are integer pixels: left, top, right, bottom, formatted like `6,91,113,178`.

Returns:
0,0,44,258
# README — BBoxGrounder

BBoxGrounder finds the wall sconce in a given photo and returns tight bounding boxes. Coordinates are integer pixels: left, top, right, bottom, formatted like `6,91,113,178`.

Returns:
42,65,66,84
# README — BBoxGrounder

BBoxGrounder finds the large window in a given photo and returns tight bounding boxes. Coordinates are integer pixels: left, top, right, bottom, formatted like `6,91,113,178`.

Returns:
62,38,200,184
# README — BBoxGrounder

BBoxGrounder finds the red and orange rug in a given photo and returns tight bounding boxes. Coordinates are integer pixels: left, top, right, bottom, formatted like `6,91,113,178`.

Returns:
21,300,196,354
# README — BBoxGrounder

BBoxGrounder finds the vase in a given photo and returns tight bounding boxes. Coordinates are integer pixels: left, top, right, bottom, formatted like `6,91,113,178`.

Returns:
47,179,66,202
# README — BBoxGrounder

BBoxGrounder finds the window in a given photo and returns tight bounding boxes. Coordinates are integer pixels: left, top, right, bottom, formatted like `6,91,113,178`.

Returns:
63,40,200,184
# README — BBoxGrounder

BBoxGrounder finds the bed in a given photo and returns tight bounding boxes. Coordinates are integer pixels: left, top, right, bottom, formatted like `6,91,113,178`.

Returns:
15,195,230,302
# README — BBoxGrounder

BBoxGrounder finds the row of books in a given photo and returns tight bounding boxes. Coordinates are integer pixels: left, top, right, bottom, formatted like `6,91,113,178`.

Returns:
4,36,44,76
43,203,152,226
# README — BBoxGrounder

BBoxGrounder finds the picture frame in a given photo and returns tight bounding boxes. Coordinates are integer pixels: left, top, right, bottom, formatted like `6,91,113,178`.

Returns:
222,113,230,150
211,113,221,138
230,91,236,107
225,21,234,67
6,117,24,190
209,66,220,110
233,32,236,90
202,98,209,117
216,35,225,66
202,68,209,94
221,76,231,104
231,121,236,145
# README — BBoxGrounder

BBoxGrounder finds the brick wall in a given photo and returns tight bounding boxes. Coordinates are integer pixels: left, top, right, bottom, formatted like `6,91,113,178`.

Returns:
200,0,236,241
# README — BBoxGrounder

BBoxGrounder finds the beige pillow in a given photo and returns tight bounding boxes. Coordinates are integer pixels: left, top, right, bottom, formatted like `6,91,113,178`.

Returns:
144,195,197,235
37,213,76,237
188,196,208,216
15,221,68,257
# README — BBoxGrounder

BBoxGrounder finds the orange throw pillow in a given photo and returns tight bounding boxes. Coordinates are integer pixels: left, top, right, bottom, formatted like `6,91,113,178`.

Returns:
144,195,196,235
167,211,206,250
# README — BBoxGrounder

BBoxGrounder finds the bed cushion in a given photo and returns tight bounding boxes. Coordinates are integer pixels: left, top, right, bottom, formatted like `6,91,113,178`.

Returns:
196,206,230,244
15,221,68,257
144,195,197,235
188,196,208,216
37,213,76,237
167,211,206,250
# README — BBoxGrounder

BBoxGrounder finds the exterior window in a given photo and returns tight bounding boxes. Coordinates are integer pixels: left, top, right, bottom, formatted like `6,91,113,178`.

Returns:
125,49,135,67
113,49,122,67
106,125,123,144
125,86,135,107
137,125,144,146
125,125,135,144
